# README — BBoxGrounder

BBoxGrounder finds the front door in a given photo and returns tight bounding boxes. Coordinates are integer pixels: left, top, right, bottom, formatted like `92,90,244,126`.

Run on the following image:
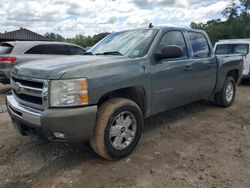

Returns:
151,30,195,114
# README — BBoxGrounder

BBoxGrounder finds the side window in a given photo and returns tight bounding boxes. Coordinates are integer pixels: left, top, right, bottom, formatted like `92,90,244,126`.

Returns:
188,32,210,58
25,45,44,54
68,46,85,55
42,45,69,55
215,44,232,55
158,31,188,58
232,44,249,55
25,44,70,55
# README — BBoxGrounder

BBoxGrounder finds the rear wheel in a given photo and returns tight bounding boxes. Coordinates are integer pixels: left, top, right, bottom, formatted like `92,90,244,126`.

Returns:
90,98,143,160
214,76,236,107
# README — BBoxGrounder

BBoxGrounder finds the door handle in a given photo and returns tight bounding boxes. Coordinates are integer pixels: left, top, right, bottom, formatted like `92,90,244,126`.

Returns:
184,65,193,71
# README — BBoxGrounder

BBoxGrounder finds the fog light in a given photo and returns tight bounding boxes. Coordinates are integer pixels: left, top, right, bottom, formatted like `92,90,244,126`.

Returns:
53,132,65,139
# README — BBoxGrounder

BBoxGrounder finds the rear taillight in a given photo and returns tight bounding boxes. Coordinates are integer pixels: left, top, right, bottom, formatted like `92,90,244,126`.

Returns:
0,56,17,63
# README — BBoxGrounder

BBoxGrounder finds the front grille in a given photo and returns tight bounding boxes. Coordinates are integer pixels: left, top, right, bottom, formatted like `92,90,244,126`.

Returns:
11,75,44,110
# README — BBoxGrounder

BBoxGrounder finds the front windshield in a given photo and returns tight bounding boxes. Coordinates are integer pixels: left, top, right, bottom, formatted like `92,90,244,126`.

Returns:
89,29,158,58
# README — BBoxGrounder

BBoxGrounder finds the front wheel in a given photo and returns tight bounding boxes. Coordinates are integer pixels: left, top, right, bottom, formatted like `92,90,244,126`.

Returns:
214,76,236,107
90,98,143,160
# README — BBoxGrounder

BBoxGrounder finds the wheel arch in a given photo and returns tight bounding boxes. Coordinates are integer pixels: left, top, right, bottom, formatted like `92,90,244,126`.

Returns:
97,86,148,117
227,69,239,83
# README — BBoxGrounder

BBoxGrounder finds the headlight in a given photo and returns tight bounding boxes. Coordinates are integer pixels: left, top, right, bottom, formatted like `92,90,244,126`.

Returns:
50,78,88,107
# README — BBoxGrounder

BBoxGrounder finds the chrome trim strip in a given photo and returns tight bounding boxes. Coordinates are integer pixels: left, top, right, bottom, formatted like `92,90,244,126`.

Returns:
13,92,43,110
6,94,41,126
11,74,44,83
10,79,42,97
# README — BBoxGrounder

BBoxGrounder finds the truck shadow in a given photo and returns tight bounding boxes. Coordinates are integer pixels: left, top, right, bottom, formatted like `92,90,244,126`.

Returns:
144,99,216,133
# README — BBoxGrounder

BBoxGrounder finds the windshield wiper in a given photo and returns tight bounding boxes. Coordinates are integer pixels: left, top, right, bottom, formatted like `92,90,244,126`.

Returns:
95,51,123,56
84,51,94,55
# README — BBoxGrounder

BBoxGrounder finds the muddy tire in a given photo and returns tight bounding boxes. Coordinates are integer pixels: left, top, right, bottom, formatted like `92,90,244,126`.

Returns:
90,98,143,160
214,76,236,107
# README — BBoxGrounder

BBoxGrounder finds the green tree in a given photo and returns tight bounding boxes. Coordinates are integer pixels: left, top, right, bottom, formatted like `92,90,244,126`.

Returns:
44,32,66,42
239,0,250,19
222,0,240,20
190,0,250,45
44,32,110,48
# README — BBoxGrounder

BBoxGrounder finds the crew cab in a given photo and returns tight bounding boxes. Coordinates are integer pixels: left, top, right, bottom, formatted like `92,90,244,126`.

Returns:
6,27,243,160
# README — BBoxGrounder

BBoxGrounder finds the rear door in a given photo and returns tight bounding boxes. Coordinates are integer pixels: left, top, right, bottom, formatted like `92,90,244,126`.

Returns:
187,32,217,98
151,30,196,114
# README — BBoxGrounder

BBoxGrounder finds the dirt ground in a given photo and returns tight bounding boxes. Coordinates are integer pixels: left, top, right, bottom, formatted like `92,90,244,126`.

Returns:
0,83,250,188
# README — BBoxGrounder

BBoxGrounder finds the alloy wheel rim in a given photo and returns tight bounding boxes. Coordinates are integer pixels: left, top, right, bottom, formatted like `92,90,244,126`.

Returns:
109,111,137,150
226,82,234,103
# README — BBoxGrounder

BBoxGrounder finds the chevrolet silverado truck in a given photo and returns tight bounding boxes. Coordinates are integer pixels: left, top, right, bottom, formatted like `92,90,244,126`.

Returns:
6,27,243,160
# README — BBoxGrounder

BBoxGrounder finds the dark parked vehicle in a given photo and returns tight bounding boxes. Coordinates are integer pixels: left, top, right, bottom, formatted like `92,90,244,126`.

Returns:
0,41,86,84
6,27,243,160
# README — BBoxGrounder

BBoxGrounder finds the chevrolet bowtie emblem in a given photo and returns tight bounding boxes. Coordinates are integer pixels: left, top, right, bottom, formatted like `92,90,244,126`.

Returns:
12,82,21,93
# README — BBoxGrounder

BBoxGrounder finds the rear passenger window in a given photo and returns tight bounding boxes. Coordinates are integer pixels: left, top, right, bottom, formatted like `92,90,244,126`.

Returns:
188,32,210,58
158,31,188,58
25,44,70,55
25,45,44,54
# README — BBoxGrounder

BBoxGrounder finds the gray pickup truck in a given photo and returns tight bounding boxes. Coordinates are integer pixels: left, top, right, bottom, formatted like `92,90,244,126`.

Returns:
6,27,243,160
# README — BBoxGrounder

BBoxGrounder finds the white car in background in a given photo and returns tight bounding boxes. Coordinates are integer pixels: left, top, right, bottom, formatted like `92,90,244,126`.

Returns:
214,39,250,79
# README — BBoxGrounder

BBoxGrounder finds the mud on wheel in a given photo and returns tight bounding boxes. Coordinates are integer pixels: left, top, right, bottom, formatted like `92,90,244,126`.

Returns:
90,98,143,160
214,76,236,107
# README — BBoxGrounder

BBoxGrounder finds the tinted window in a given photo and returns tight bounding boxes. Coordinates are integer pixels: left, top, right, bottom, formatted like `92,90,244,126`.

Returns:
158,31,188,58
26,44,70,55
188,32,210,58
215,44,249,55
232,44,248,55
68,46,85,55
215,44,231,55
0,44,13,54
25,45,43,54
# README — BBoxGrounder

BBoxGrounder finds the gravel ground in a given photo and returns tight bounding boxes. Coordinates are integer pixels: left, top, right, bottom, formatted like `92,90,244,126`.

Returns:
0,83,250,188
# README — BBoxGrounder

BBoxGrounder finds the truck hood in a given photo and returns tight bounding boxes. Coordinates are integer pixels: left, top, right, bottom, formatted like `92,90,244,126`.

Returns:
12,55,132,80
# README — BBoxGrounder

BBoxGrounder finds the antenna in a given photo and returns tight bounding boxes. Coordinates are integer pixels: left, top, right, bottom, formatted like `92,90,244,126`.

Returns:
75,16,77,37
148,23,154,28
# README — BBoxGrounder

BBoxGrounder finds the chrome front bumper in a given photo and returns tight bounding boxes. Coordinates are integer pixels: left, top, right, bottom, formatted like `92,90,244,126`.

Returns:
6,93,97,142
6,94,41,126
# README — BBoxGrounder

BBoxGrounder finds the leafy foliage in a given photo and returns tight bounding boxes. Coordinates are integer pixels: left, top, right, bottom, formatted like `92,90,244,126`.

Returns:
44,32,110,48
190,0,250,45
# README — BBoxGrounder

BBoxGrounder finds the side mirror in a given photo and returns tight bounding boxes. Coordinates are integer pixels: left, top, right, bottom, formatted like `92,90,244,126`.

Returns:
155,45,184,61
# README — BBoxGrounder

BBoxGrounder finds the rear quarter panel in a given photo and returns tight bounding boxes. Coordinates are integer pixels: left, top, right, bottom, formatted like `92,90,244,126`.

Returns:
214,55,243,93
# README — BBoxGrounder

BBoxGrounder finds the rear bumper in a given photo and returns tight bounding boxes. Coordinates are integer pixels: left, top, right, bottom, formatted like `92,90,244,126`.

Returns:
0,66,11,84
0,75,10,84
6,94,97,142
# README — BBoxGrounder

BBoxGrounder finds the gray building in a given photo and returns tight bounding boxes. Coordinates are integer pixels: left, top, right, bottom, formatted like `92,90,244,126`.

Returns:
0,28,50,42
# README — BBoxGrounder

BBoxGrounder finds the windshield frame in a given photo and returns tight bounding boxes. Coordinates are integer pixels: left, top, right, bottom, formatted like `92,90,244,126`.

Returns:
88,29,159,59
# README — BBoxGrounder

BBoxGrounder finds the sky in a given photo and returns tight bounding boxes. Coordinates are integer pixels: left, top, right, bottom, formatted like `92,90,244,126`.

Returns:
0,0,231,38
